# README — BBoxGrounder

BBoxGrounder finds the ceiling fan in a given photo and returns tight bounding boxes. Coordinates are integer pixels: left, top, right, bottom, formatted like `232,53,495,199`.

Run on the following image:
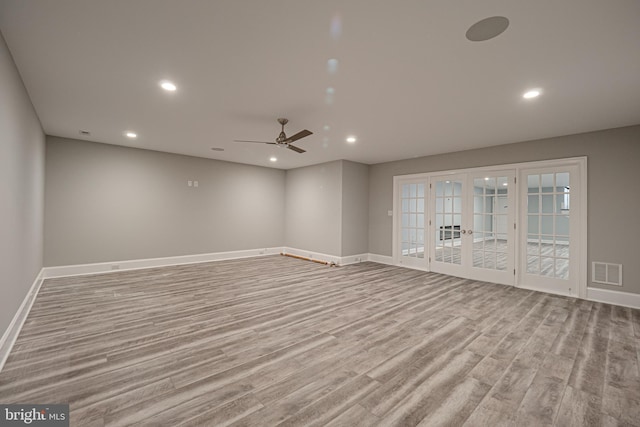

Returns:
234,118,313,153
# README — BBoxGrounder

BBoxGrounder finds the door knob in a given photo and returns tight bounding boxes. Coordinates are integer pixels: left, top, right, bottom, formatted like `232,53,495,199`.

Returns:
467,230,473,235
461,229,467,234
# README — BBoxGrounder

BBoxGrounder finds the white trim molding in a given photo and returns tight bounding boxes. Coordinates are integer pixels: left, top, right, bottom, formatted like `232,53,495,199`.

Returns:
0,269,45,373
367,253,394,265
42,247,284,279
587,287,640,310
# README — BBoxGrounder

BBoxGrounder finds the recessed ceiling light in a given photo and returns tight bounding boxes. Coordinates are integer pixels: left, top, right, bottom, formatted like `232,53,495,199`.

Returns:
523,89,541,99
503,182,509,186
211,147,224,152
125,132,137,139
160,80,177,92
484,177,489,181
269,157,277,162
346,136,357,143
79,130,91,136
466,16,510,42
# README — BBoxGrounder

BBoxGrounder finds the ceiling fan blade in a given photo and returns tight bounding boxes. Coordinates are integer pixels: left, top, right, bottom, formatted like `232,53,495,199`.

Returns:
284,129,312,143
233,140,277,145
287,144,306,154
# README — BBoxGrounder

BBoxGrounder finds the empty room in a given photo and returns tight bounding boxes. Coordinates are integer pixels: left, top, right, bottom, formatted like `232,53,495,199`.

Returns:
1,1,640,426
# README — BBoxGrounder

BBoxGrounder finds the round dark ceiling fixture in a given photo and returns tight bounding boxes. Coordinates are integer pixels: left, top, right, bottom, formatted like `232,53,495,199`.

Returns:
466,16,509,42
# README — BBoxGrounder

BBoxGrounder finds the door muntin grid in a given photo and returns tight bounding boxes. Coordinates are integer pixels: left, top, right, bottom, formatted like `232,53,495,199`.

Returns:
400,183,425,258
526,172,570,279
472,176,510,271
434,179,463,265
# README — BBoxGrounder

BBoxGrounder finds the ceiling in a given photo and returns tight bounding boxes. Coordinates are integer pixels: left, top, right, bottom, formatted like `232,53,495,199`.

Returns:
1,1,639,170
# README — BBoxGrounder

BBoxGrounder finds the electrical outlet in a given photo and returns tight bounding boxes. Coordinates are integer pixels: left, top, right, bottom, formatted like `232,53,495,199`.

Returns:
388,210,393,216
188,180,193,187
194,181,199,187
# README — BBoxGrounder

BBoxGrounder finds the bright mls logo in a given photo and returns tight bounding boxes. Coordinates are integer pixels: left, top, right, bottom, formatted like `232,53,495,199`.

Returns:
0,405,69,426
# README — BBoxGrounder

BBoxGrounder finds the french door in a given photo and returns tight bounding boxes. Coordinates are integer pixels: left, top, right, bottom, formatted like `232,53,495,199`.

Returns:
396,180,427,269
430,171,516,285
431,174,467,277
393,158,585,297
519,165,582,297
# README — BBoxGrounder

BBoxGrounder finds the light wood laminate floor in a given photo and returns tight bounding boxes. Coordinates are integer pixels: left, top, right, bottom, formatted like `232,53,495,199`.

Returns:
1,256,639,426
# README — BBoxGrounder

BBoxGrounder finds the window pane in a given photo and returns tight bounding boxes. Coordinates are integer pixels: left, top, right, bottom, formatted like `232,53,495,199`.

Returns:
541,257,555,277
556,259,569,279
528,175,540,193
541,216,554,234
527,195,539,213
541,174,554,192
453,197,462,214
474,196,483,213
444,197,453,213
453,182,462,196
528,215,539,234
556,172,570,188
556,215,569,236
541,195,554,213
497,253,507,271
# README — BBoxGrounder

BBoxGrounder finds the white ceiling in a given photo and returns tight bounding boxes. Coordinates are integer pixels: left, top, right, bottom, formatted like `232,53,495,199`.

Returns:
1,1,639,170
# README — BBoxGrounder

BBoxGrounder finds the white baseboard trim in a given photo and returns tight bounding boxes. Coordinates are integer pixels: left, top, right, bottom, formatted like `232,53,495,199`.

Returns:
587,287,640,310
42,247,284,279
0,269,45,373
367,253,395,265
339,253,369,266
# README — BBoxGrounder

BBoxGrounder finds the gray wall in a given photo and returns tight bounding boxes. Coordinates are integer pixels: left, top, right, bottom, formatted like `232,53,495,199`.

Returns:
284,161,343,256
368,125,640,294
0,32,45,335
285,160,370,257
44,137,285,266
341,161,369,256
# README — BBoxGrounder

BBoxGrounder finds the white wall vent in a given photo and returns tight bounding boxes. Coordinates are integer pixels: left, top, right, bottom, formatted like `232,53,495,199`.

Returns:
592,262,622,286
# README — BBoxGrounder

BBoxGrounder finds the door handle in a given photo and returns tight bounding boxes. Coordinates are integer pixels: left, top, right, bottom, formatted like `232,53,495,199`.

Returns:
467,230,473,235
461,229,467,234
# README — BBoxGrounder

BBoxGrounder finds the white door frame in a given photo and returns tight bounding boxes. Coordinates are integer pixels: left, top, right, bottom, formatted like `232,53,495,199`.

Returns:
392,157,587,298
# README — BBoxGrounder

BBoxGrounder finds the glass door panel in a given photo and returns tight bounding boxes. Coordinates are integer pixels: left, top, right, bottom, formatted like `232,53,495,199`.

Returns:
520,166,579,296
431,174,466,276
468,172,515,284
397,180,427,268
